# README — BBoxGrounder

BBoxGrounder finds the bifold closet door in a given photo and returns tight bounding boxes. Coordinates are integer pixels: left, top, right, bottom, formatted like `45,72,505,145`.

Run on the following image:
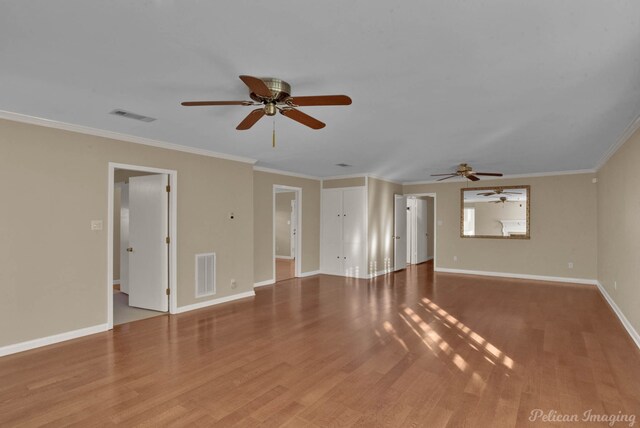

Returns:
321,189,343,275
342,188,367,277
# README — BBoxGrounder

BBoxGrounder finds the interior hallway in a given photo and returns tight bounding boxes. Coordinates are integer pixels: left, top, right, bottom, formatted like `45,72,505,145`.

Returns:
275,257,295,282
1,264,639,426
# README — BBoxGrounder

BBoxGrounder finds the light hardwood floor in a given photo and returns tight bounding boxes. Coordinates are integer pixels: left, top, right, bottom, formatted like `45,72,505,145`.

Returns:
276,258,295,282
1,263,639,427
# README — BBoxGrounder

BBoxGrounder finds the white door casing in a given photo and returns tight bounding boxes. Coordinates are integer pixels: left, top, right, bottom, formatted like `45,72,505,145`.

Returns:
394,194,407,271
128,174,169,312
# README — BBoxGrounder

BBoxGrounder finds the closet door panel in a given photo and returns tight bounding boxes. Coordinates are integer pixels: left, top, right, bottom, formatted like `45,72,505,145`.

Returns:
321,190,343,275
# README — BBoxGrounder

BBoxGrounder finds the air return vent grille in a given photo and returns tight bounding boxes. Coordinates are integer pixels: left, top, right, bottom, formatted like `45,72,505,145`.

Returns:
109,109,156,122
195,253,216,298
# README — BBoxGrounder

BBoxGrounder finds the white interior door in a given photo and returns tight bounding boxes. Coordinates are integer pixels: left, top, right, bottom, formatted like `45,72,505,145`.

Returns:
406,199,413,264
415,198,429,263
290,199,297,260
128,174,169,312
394,195,407,271
119,183,130,294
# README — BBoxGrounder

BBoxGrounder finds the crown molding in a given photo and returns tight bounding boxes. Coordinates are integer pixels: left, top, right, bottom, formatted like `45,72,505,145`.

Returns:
322,173,368,181
594,114,640,171
253,166,321,181
0,109,258,165
402,168,596,186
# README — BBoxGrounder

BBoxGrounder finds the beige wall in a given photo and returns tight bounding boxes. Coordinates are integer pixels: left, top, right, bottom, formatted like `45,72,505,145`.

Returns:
0,118,254,347
275,192,295,257
368,177,403,274
404,173,597,279
323,177,366,188
597,127,640,335
253,171,321,283
465,201,527,236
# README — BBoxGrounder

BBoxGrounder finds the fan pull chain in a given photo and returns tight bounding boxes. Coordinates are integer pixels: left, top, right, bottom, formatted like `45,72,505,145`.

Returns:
272,118,276,148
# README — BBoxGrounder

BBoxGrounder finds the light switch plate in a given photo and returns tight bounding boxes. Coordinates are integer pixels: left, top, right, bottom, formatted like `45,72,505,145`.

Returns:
91,220,103,231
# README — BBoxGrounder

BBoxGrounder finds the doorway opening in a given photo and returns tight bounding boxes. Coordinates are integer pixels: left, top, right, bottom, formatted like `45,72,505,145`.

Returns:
273,185,301,282
394,193,437,271
406,196,435,265
107,163,177,329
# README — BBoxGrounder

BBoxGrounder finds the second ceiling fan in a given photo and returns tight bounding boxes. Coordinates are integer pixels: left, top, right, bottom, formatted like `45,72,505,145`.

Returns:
431,163,503,182
181,75,352,130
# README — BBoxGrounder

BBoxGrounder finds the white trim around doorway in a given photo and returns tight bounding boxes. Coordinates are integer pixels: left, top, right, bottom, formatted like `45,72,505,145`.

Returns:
107,162,178,330
273,185,302,281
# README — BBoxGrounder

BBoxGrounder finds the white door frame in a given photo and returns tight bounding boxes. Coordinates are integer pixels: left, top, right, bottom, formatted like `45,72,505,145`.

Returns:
273,185,302,279
404,192,437,269
107,162,178,329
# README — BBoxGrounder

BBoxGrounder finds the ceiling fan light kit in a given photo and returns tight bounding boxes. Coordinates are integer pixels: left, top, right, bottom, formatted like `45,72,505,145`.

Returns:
181,75,352,135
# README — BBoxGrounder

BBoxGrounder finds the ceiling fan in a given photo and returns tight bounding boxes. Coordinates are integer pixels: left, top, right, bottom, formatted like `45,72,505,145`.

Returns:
491,196,514,204
431,163,503,182
181,75,352,130
478,188,520,197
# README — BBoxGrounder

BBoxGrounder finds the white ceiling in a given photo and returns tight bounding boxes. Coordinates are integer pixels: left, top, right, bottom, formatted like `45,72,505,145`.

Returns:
2,1,640,182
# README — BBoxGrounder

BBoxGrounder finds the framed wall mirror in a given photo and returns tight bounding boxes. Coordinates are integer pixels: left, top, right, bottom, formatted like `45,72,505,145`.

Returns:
460,185,530,239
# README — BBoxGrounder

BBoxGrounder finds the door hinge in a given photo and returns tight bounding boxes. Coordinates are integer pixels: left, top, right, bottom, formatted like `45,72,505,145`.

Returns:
166,236,170,244
166,185,171,192
166,288,170,296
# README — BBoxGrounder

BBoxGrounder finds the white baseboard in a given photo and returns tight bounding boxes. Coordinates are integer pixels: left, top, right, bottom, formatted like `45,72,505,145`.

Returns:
174,291,255,314
254,279,275,288
298,270,321,278
596,281,640,350
275,255,294,260
0,323,109,358
434,267,598,285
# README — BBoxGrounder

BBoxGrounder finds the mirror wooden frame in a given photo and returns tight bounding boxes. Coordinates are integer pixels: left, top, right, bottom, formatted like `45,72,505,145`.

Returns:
460,185,530,239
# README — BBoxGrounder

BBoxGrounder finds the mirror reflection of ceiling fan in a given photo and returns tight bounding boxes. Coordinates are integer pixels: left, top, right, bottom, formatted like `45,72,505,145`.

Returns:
491,196,514,204
478,188,520,197
181,75,352,130
431,163,503,181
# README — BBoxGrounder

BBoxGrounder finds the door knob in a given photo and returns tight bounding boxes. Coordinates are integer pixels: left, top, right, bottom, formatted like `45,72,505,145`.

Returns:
126,247,134,252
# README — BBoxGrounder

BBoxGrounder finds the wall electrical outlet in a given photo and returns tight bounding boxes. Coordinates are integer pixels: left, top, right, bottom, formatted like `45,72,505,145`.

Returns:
230,279,237,289
91,220,103,231
568,262,573,269
453,255,458,262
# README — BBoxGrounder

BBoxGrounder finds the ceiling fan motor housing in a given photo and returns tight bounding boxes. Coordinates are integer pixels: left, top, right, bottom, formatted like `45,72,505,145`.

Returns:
249,78,291,103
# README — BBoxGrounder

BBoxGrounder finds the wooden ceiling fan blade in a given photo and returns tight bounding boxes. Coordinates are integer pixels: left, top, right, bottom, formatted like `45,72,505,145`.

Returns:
475,172,503,176
239,75,273,98
280,108,325,129
478,192,495,196
431,173,457,176
436,175,456,181
502,191,520,194
236,108,265,130
287,95,352,106
467,174,480,181
181,100,252,106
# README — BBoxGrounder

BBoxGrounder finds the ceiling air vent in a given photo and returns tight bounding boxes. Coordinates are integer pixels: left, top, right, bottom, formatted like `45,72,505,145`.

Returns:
335,163,352,168
110,109,156,122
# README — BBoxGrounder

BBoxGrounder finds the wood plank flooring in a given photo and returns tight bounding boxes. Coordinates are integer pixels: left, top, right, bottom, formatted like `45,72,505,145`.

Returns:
1,263,639,427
